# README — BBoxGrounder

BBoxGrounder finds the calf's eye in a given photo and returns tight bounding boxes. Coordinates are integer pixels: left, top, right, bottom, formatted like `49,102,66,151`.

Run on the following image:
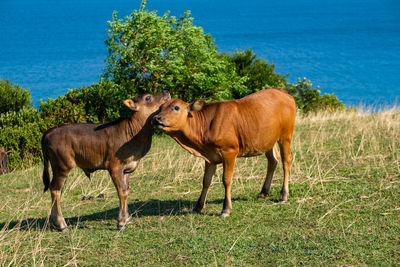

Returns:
174,106,180,111
145,96,151,101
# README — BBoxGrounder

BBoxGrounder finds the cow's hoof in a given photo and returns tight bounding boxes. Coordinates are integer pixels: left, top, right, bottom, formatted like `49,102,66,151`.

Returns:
60,227,69,232
257,193,267,200
193,206,203,214
125,217,132,225
279,193,288,202
219,212,230,218
117,217,132,231
118,222,128,231
51,224,69,232
50,220,68,232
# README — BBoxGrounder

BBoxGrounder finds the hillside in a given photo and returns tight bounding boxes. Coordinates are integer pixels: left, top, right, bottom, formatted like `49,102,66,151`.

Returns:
0,109,399,265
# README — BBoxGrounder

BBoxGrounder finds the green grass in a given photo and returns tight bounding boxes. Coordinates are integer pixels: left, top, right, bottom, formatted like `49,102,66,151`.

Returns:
1,109,399,266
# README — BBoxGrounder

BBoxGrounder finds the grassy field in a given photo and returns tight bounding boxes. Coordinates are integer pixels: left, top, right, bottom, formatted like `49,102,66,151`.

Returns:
0,109,399,266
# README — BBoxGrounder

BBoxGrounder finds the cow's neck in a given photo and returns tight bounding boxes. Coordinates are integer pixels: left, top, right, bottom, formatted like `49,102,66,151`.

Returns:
170,110,212,163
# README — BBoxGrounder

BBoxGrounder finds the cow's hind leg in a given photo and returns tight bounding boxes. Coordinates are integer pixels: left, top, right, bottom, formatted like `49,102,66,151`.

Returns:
194,162,216,213
49,168,70,232
110,168,131,230
258,148,278,199
278,139,292,202
220,151,237,217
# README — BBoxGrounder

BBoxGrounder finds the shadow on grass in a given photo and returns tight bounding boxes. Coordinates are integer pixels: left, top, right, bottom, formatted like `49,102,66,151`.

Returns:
0,197,251,231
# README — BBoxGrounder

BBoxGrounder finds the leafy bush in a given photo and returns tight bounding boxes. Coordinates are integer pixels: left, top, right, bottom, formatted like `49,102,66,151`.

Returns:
226,51,344,113
103,1,246,102
0,80,31,114
40,81,129,126
226,49,287,98
39,92,87,126
287,78,345,113
0,108,47,169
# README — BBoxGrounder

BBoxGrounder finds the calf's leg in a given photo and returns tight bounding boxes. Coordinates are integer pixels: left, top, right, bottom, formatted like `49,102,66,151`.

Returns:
49,168,70,231
194,162,216,213
279,139,292,202
110,168,131,230
258,148,278,199
220,152,237,217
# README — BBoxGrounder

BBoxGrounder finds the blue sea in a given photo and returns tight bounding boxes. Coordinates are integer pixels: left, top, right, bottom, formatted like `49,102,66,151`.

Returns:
1,0,399,107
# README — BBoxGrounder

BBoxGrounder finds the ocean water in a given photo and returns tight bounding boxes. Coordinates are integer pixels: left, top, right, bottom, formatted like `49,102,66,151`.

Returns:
0,0,399,107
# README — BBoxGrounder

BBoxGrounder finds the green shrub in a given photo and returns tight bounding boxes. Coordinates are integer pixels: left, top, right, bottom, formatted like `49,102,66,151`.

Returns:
226,51,344,113
287,78,345,113
0,108,47,169
226,49,287,98
0,80,31,114
75,81,129,121
39,92,87,126
103,1,246,102
40,81,129,126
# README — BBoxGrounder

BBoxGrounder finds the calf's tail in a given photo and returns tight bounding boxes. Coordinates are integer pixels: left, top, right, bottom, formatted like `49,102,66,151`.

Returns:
41,135,50,192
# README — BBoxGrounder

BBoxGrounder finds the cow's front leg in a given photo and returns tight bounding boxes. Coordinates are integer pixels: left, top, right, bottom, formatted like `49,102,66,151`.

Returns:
220,152,237,217
194,162,216,213
110,168,131,230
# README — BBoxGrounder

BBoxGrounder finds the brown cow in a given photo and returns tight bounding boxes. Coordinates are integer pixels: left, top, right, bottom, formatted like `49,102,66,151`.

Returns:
0,147,9,175
42,91,171,231
153,89,296,217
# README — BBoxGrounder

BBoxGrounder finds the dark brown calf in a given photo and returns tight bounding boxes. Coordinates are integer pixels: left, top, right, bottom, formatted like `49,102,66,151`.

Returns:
153,89,296,217
0,147,9,175
42,91,170,231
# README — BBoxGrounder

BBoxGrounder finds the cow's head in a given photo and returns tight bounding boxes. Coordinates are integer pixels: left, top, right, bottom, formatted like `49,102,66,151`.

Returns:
153,98,206,132
124,91,171,117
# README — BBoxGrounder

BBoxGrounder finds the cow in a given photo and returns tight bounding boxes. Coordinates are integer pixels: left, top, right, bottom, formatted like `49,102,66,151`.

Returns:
42,91,171,231
0,147,9,175
153,89,296,217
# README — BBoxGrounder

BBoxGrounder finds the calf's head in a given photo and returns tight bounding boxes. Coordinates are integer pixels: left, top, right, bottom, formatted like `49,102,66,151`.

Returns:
153,98,206,132
123,91,171,117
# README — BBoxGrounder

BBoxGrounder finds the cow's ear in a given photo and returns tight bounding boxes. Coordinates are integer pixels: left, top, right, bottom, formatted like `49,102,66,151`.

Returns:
189,100,206,112
123,99,138,111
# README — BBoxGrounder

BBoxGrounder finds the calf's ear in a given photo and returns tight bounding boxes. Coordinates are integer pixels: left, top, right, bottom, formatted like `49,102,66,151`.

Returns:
189,100,206,112
123,99,138,111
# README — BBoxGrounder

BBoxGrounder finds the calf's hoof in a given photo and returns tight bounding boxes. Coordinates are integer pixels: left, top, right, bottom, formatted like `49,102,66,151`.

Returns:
257,193,267,200
279,192,289,202
59,227,69,232
50,221,68,232
219,211,230,218
193,205,203,214
118,225,127,231
117,217,132,231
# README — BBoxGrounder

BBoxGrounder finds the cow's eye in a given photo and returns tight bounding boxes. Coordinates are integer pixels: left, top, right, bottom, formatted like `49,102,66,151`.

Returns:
145,96,151,101
174,106,180,111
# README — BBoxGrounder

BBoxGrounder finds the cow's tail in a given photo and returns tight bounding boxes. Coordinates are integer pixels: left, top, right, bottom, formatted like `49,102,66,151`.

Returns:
273,143,281,162
41,134,50,192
